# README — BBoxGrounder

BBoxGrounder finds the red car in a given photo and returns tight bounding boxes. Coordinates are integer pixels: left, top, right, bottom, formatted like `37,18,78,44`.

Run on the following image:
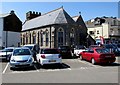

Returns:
79,47,116,64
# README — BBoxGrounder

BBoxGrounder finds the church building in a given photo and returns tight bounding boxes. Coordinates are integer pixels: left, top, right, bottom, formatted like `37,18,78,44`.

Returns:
21,7,88,48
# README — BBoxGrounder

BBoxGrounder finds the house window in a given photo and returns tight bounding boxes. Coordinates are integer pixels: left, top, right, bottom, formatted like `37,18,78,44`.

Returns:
40,33,43,46
23,36,25,45
70,28,74,45
26,36,28,44
21,37,22,45
46,32,49,46
32,32,36,44
58,28,64,46
29,33,31,44
33,36,36,44
37,32,40,45
97,30,99,34
89,31,94,35
113,20,116,26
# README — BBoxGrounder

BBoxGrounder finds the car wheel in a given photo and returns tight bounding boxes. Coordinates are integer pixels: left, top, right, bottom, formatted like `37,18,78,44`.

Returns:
79,55,83,60
91,58,96,65
10,67,15,70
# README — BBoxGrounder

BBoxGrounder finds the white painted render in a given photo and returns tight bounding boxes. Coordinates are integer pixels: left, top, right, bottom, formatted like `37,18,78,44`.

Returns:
0,18,3,47
0,18,20,48
2,31,20,47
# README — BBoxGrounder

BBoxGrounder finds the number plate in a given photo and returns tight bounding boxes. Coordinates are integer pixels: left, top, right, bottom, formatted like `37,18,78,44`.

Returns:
106,56,111,58
49,60,56,62
19,63,25,65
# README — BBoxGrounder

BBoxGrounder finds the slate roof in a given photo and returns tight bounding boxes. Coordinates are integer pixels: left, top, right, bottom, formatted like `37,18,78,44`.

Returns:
72,16,79,22
22,7,75,31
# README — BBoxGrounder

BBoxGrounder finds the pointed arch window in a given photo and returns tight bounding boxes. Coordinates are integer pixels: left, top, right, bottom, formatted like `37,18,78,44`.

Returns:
70,28,74,45
26,33,28,44
23,34,25,45
46,30,49,46
58,27,64,46
37,31,40,45
40,30,43,46
29,33,31,44
32,31,36,44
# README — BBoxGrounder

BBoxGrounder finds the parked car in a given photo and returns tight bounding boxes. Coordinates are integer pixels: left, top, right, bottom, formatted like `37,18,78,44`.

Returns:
0,47,14,61
111,44,120,55
103,44,120,56
74,45,86,57
10,47,34,68
23,44,40,61
79,47,116,65
58,46,73,58
36,48,62,66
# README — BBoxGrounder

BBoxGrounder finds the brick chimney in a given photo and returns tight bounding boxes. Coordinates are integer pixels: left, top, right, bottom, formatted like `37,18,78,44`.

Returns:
26,11,41,20
10,10,15,15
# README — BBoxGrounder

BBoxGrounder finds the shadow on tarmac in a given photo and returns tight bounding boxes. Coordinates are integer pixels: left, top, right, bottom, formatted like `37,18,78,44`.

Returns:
10,62,71,71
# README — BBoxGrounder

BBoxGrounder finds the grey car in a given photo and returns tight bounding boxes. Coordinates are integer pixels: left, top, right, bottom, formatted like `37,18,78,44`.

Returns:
10,47,34,69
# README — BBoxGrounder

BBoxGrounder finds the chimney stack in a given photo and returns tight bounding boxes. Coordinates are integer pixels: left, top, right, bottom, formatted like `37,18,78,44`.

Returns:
26,11,41,20
10,10,15,15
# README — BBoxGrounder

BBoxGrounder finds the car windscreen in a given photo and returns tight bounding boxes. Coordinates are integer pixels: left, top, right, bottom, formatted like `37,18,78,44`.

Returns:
2,49,13,52
59,46,70,49
76,46,85,49
13,49,31,56
41,49,59,54
24,46,33,50
96,49,110,54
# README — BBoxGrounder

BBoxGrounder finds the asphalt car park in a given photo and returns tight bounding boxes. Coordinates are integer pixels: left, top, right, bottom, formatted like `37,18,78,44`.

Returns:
1,57,120,83
1,57,120,74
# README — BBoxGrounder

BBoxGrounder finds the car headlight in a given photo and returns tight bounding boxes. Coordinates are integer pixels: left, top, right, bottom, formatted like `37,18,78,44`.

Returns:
28,57,33,62
11,59,15,62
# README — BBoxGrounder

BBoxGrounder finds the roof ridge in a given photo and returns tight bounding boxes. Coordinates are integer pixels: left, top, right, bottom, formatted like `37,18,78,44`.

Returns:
41,6,63,16
25,7,63,22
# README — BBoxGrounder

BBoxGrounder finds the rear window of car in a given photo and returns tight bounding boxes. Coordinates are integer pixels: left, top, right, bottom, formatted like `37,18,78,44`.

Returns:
59,46,71,50
76,46,86,49
41,49,59,54
96,48,110,53
24,46,33,50
13,49,31,55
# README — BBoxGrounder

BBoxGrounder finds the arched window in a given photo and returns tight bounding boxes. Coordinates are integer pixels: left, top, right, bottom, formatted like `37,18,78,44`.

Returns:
23,34,25,45
37,31,40,45
40,30,43,46
58,27,64,46
70,28,74,45
20,34,22,45
29,33,31,44
32,31,36,44
26,33,28,44
46,30,49,46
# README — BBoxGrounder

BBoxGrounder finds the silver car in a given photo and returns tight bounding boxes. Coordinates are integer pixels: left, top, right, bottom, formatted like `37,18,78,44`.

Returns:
10,47,34,68
0,47,14,61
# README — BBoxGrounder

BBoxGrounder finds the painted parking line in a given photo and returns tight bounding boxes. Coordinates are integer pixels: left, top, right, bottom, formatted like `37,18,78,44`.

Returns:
2,63,9,74
33,64,39,72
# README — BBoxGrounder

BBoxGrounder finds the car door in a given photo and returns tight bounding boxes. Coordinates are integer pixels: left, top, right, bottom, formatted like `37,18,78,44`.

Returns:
86,48,94,61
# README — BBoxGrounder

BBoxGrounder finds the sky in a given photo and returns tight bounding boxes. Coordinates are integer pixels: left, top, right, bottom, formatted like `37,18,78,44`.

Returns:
1,2,118,23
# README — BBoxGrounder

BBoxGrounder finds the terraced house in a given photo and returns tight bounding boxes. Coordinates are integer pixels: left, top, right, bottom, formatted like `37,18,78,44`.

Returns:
21,7,89,48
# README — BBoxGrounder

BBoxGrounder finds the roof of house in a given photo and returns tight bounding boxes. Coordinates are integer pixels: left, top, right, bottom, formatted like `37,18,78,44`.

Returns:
0,13,10,18
22,7,76,31
72,16,79,22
